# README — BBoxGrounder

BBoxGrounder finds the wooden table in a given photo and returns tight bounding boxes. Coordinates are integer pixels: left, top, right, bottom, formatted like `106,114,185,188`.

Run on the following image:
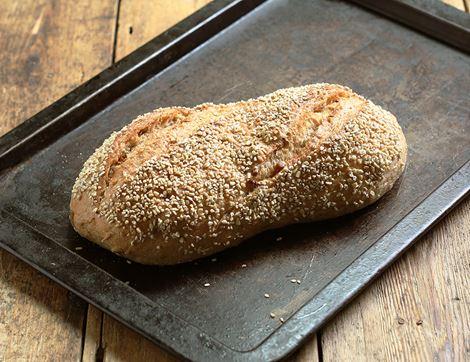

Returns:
0,1,468,360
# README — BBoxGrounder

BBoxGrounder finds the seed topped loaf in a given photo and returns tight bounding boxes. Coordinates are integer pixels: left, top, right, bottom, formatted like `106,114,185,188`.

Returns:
70,83,407,265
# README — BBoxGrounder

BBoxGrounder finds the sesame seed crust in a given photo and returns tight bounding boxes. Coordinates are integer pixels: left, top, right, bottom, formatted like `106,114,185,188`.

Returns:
70,83,407,265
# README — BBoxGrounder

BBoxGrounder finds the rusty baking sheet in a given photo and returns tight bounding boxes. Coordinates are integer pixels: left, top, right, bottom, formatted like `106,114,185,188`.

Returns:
0,0,469,360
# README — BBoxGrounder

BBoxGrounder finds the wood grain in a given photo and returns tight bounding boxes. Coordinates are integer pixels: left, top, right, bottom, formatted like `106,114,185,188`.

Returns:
288,334,320,362
102,310,180,362
81,305,180,362
115,0,213,61
82,305,104,362
0,0,117,137
0,251,86,361
321,199,470,361
0,0,116,360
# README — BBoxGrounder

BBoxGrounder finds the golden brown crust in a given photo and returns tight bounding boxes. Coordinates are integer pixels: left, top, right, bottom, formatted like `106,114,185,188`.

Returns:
70,84,407,265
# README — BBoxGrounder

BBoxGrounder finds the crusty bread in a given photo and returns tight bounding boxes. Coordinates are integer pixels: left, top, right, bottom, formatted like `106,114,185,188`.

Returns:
70,84,407,265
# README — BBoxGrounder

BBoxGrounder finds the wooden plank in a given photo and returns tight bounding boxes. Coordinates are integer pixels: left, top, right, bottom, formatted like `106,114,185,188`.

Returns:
442,0,466,11
320,199,469,361
0,251,86,360
82,306,104,362
115,0,213,61
0,0,117,137
101,312,181,362
0,0,116,360
288,334,320,362
83,306,181,362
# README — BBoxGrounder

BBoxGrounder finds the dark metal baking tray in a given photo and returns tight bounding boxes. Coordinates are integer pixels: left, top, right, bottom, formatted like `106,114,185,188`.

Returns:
0,0,469,360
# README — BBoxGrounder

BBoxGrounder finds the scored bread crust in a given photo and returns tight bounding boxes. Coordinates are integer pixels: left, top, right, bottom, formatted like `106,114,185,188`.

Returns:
70,84,407,265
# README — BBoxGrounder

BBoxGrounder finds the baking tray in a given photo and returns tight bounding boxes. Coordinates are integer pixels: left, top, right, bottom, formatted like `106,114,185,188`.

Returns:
0,0,469,360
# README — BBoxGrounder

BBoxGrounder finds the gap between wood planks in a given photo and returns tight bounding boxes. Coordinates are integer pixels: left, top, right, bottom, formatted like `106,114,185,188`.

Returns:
111,0,122,64
79,0,120,358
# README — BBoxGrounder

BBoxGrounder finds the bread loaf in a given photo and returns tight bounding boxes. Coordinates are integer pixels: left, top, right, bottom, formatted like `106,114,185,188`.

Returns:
70,84,407,265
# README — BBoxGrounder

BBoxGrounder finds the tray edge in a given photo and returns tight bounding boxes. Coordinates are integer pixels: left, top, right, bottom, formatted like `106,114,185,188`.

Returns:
349,0,470,53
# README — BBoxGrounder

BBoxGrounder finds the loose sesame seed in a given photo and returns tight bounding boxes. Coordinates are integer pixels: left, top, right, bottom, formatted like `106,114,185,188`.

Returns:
204,283,210,287
270,312,275,318
264,293,270,298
